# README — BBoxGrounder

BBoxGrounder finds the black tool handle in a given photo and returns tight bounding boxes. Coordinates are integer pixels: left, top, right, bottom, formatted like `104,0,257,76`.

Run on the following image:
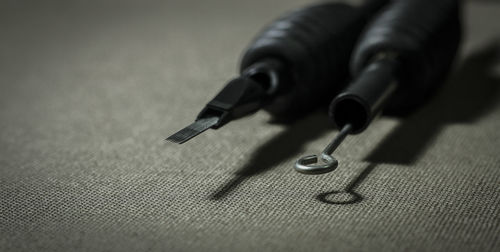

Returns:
330,0,462,133
239,0,388,118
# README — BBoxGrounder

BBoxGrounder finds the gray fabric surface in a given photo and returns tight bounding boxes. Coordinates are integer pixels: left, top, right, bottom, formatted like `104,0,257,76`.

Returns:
1,0,500,251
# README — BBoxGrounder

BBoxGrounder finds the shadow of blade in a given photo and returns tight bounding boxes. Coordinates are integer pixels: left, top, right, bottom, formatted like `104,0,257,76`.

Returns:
317,163,377,205
209,112,332,200
366,42,500,164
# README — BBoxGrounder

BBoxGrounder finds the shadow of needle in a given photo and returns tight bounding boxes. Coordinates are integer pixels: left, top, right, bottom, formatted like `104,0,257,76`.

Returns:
318,41,500,205
317,163,377,204
210,112,332,200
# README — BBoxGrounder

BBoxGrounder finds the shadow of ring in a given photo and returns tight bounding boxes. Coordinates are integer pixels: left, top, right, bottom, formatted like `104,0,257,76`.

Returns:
316,190,363,205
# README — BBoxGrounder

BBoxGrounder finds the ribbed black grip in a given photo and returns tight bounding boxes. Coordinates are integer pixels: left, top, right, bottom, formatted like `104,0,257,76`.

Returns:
351,0,462,115
240,0,388,117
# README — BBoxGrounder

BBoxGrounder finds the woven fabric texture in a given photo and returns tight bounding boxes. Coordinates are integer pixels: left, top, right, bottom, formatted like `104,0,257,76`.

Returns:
1,0,499,251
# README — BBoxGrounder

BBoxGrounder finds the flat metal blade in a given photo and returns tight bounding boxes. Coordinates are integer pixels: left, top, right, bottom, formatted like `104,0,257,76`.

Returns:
165,116,219,144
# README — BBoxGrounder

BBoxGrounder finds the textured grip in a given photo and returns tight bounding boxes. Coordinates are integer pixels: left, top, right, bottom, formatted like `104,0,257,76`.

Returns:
351,0,462,115
240,0,388,117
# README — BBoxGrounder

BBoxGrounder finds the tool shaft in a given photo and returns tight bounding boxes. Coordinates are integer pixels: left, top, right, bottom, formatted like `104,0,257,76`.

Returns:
329,0,461,134
167,0,389,144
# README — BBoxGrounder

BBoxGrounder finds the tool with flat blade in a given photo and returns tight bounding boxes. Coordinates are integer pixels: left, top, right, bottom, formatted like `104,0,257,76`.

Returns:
167,0,389,144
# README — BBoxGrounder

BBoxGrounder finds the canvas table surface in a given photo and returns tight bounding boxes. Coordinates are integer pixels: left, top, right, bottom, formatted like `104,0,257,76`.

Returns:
1,0,499,251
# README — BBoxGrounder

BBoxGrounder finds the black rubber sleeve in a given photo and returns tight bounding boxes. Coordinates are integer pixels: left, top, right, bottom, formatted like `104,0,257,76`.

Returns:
349,0,462,115
239,0,389,118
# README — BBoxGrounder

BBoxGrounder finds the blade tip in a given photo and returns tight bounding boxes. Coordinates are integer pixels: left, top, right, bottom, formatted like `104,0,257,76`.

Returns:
164,117,219,145
165,136,186,144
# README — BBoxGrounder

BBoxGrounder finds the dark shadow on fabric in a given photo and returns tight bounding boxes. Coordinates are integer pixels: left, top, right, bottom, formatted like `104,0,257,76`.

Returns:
318,42,500,205
366,42,500,164
210,112,332,200
317,163,376,204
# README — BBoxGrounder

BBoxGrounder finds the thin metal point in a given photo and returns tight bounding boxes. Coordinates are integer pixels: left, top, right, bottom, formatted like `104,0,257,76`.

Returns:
166,116,219,144
294,124,352,175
